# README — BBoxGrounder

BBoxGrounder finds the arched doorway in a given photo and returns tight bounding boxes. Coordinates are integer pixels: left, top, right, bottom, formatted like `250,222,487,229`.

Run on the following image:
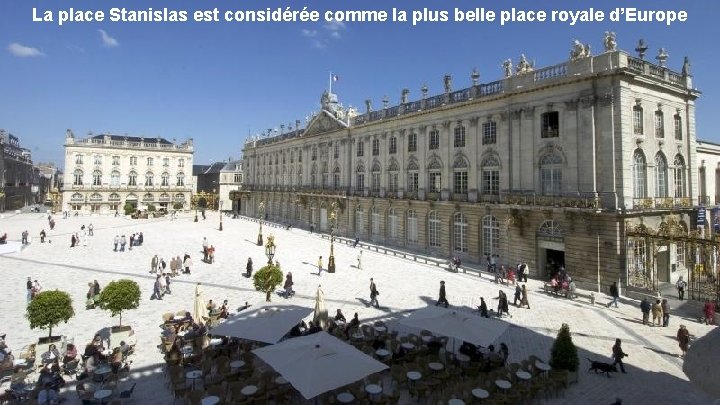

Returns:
537,220,564,278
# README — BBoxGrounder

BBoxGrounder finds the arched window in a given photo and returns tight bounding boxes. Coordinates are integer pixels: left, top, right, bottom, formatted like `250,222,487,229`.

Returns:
371,206,381,236
407,160,419,192
159,193,170,202
71,193,84,202
355,206,365,236
161,172,170,187
428,158,442,193
143,193,154,202
453,156,468,194
387,160,399,193
673,155,686,198
355,163,365,192
333,166,341,190
482,215,499,256
633,150,647,198
174,193,185,202
108,193,121,202
481,155,500,195
92,170,102,186
110,170,120,186
428,211,441,248
538,220,563,237
388,208,399,240
453,212,468,253
539,152,563,196
145,171,154,187
371,162,381,193
176,172,185,187
407,209,418,244
90,193,102,201
73,169,84,186
655,153,668,198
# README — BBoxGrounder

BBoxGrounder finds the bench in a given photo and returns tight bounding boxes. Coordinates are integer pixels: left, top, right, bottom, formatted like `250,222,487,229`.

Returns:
543,283,595,304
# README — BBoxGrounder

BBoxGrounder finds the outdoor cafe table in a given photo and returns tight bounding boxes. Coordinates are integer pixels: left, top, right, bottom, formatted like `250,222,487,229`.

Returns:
186,370,203,390
241,385,258,396
230,360,245,371
516,371,532,381
455,353,470,367
364,384,382,400
448,399,465,405
375,348,390,358
275,376,288,385
400,342,415,350
428,362,444,371
201,396,220,405
535,361,551,377
208,338,223,347
472,388,490,399
94,389,113,405
406,371,422,387
495,379,512,393
337,392,355,403
373,325,387,333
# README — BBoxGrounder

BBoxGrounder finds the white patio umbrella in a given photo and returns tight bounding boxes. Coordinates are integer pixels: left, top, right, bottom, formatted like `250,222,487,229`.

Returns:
192,283,208,323
209,305,313,344
313,285,328,330
683,326,720,399
253,332,388,399
399,305,509,348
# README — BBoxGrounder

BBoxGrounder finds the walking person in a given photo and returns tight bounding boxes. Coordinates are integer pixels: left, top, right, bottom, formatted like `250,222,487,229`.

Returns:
120,235,127,251
183,255,193,275
703,299,716,325
677,324,691,358
245,257,253,277
207,246,215,264
113,235,119,251
436,281,449,308
164,274,172,295
21,230,28,245
150,275,163,300
175,256,182,276
129,234,134,250
369,278,379,308
283,272,294,298
70,234,76,248
150,255,159,274
40,229,46,243
640,297,651,325
202,237,209,262
478,297,489,318
357,251,363,270
520,262,529,282
661,299,670,327
317,256,324,275
88,223,94,236
651,299,663,326
520,284,530,309
611,338,628,373
513,284,521,306
676,276,687,300
26,277,33,303
607,281,619,308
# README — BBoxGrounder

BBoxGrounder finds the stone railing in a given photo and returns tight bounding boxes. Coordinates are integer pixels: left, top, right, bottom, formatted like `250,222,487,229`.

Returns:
67,137,192,150
533,63,568,81
503,191,599,209
624,55,686,87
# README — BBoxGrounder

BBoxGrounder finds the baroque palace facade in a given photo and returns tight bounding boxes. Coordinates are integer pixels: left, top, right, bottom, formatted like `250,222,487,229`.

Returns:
62,130,194,213
239,35,713,297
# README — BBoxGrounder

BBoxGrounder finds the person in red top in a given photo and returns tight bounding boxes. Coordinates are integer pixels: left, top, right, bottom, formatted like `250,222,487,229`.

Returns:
703,299,716,325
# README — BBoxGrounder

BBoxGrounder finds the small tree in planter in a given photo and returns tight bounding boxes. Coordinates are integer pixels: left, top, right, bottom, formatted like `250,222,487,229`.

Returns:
147,204,157,212
96,279,141,329
253,263,283,302
123,201,137,216
26,290,75,340
550,323,580,383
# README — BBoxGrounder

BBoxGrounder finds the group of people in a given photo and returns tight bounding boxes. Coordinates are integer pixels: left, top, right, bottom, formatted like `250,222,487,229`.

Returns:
26,277,42,302
112,232,144,252
639,298,671,327
70,225,93,248
201,237,216,264
85,280,102,309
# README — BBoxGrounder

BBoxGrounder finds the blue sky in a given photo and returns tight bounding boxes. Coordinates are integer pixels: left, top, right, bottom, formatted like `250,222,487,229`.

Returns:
1,0,718,166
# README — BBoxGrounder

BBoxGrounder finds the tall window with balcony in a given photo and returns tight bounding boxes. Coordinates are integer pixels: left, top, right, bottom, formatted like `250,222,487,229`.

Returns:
633,150,647,198
145,172,154,187
357,141,364,157
408,133,417,152
389,137,397,154
234,173,242,183
321,165,329,189
75,155,84,165
453,124,466,147
482,215,499,256
73,170,84,186
333,143,339,159
310,165,317,189
94,155,102,166
110,171,120,186
161,172,170,187
454,212,468,253
481,155,500,195
539,152,563,195
163,158,169,167
633,104,644,135
355,206,365,236
407,210,418,244
429,129,439,150
428,160,442,193
387,161,399,193
333,167,340,189
147,157,154,166
407,161,419,193
428,211,441,248
311,146,317,161
176,173,184,187
453,157,468,196
655,153,668,198
178,158,184,168
128,171,137,186
388,208,398,241
112,156,120,166
372,139,379,156
482,121,497,145
355,165,365,192
674,113,683,140
297,167,303,187
371,206,381,237
298,150,303,162
371,163,381,193
290,151,295,163
130,156,138,166
655,109,665,138
92,170,102,186
541,112,559,138
673,155,686,198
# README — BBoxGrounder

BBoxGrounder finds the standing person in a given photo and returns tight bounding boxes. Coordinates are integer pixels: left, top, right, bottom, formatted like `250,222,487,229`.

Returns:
703,299,716,325
151,275,163,300
513,284,522,306
26,277,33,303
607,281,619,308
113,235,119,251
21,230,28,245
169,256,177,277
640,297,651,325
245,258,253,277
520,263,529,282
661,299,670,327
520,284,530,309
317,256,324,275
70,234,76,248
138,232,143,245
93,280,101,297
676,276,687,300
150,255,159,274
32,280,42,299
183,255,193,275
353,236,359,248
120,235,127,251
202,237,209,262
369,278,379,308
677,325,691,358
436,281,449,308
159,257,167,274
164,274,172,295
611,339,628,373
88,223,94,236
175,256,182,276
479,297,489,318
310,224,314,234
651,299,663,326
283,272,294,298
40,229,46,243
208,246,215,264
357,251,363,270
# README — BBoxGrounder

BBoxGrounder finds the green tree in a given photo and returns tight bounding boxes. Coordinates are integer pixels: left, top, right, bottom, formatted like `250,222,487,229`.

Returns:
550,323,579,372
26,290,75,338
253,263,283,302
96,279,141,326
173,202,184,210
147,204,157,212
123,201,137,216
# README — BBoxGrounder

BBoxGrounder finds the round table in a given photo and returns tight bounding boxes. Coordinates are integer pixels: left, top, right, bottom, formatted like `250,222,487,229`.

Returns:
230,360,245,370
94,389,113,401
421,335,433,343
241,385,258,396
101,349,112,357
373,325,387,333
186,370,203,390
209,338,223,346
406,370,422,387
401,342,415,350
275,376,288,385
495,379,512,391
516,371,532,381
364,384,382,399
201,396,220,405
351,331,364,340
177,330,188,337
375,348,390,358
455,353,470,363
173,315,185,320
471,388,490,399
428,362,444,371
337,392,355,403
448,399,465,405
535,361,552,377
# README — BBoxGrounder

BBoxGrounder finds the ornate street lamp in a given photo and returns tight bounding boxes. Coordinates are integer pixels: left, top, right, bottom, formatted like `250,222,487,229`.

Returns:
194,206,198,222
328,201,339,273
219,200,224,231
265,234,276,265
257,201,265,246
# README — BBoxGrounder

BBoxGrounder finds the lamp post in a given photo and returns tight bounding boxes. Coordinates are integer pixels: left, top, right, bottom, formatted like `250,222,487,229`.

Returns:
328,201,339,273
257,201,265,246
265,234,276,265
219,200,224,231
194,206,198,222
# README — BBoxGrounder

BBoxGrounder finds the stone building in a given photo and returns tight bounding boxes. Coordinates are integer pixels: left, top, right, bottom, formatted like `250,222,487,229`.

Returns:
239,36,709,298
218,160,243,213
62,130,194,213
0,130,38,211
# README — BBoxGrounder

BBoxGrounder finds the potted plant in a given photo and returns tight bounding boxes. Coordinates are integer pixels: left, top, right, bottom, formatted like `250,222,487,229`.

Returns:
96,279,141,331
253,263,283,302
549,323,580,384
26,290,74,344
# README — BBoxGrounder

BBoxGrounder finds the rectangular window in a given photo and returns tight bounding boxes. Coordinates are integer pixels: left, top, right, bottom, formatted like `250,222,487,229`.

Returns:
676,242,685,267
112,156,120,166
655,111,664,138
312,148,317,161
75,155,83,165
130,156,137,166
482,121,497,145
428,218,441,247
372,139,379,156
429,172,441,193
389,137,397,154
388,173,398,192
321,173,329,189
482,170,499,195
163,158,169,167
357,141,364,157
408,133,417,152
94,155,102,165
541,111,559,138
674,114,682,140
453,125,466,147
234,173,242,183
407,172,419,192
355,173,365,191
334,144,339,159
333,173,340,189
178,158,184,167
407,214,418,243
541,167,562,195
371,173,380,192
147,157,154,166
633,106,644,135
454,171,468,194
429,129,439,150
128,174,137,186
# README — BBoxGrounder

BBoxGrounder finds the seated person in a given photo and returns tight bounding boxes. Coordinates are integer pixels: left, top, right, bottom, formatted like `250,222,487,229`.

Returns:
118,341,131,359
164,346,181,364
426,340,443,355
499,343,509,364
371,337,386,350
305,321,322,335
219,300,230,319
0,233,7,244
41,344,60,365
345,313,360,338
334,309,347,323
91,334,105,351
110,348,130,374
83,343,98,358
206,300,217,315
62,343,77,364
459,341,478,359
289,321,305,337
37,382,60,405
10,365,30,390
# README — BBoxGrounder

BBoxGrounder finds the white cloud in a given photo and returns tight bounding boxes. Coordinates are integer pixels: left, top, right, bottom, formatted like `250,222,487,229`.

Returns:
324,21,346,31
331,31,341,39
98,29,119,47
312,39,327,49
7,43,44,57
301,29,318,38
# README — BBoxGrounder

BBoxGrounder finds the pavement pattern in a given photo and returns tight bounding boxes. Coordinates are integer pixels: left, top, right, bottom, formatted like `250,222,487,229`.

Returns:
0,212,716,404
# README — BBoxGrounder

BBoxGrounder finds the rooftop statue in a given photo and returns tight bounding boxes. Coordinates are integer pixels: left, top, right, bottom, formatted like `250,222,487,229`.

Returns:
503,59,513,78
682,56,691,76
570,40,591,61
603,31,617,52
443,74,452,93
656,48,669,67
516,54,534,74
